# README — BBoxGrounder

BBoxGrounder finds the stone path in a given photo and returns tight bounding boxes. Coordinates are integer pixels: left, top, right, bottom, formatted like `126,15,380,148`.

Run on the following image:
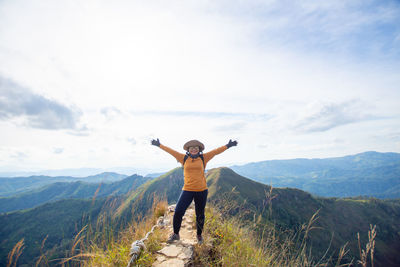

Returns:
152,204,196,267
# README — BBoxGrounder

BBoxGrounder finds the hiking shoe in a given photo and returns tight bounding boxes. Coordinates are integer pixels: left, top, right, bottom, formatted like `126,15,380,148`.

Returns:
167,233,180,243
197,235,203,244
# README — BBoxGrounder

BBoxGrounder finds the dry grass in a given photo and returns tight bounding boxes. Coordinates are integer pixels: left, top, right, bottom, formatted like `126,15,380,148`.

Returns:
61,196,168,267
152,197,168,220
192,206,324,267
7,238,24,267
191,188,377,267
35,235,49,267
357,224,376,267
9,188,377,267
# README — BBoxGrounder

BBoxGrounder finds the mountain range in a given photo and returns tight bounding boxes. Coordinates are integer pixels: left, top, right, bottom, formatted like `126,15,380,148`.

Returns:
231,151,400,198
2,151,399,201
0,172,128,197
206,167,400,265
0,174,150,213
1,151,400,266
103,167,400,266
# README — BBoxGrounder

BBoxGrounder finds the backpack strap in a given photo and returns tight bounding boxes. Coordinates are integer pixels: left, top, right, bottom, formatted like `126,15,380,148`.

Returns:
199,153,205,168
183,153,205,169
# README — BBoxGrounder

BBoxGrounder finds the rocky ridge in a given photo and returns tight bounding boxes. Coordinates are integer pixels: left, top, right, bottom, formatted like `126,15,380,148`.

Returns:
152,204,196,267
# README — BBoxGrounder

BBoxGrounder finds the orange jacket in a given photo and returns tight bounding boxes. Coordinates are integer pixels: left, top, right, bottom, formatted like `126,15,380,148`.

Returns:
160,144,228,191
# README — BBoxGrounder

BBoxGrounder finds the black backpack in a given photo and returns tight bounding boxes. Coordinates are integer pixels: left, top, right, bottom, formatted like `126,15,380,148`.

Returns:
183,153,205,169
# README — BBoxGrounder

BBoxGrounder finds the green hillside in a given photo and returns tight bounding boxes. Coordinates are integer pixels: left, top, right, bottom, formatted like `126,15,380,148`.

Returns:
114,167,184,223
230,151,400,198
206,167,400,266
0,171,164,267
2,167,399,266
0,198,109,267
111,166,400,265
0,172,128,197
0,174,150,213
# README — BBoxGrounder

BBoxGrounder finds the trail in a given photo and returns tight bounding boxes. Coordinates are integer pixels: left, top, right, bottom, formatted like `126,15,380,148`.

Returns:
152,204,196,267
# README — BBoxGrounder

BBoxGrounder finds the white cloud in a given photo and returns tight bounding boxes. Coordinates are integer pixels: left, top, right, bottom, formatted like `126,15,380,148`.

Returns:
53,147,64,154
0,0,399,174
101,107,122,119
11,151,28,159
127,137,137,145
0,75,84,130
293,99,381,133
213,122,247,132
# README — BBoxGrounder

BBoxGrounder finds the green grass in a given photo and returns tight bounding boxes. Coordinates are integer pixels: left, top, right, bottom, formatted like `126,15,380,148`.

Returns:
4,166,395,266
63,197,168,267
205,167,400,265
193,205,323,266
192,203,378,267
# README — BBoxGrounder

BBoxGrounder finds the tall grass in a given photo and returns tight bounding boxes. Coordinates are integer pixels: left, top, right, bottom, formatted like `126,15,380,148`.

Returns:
357,224,376,267
35,235,49,267
192,205,323,266
8,186,377,266
192,189,376,267
61,194,168,267
6,238,24,267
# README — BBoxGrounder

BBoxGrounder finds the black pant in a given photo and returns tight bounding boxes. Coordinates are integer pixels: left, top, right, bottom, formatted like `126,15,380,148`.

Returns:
173,189,208,236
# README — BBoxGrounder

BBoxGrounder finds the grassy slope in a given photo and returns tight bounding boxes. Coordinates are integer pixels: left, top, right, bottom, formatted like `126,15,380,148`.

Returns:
2,166,399,266
205,167,400,266
115,167,184,223
116,166,400,265
0,198,108,266
0,171,167,267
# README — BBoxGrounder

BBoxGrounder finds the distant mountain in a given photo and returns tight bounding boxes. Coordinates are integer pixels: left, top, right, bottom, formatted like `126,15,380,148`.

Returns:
0,172,128,197
0,168,103,178
0,174,151,213
0,167,157,178
145,172,166,178
206,167,400,266
230,151,400,198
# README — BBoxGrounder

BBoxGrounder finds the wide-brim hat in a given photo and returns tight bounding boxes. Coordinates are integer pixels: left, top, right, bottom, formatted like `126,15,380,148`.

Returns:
183,140,205,151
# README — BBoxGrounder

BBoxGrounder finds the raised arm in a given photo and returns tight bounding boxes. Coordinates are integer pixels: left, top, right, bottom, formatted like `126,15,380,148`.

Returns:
203,139,238,164
151,138,185,164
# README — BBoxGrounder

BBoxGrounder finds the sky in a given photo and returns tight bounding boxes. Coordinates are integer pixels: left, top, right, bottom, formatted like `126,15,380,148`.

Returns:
1,0,400,176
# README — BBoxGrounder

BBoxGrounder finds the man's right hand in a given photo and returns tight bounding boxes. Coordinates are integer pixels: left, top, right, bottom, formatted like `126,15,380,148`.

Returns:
151,138,160,147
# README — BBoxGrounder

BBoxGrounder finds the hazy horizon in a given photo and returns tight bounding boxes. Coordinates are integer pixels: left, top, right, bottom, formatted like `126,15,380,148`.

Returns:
0,150,396,177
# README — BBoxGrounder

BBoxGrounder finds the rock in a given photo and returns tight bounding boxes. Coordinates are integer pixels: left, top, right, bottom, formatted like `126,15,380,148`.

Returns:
147,206,196,267
168,205,176,212
157,217,164,226
158,245,181,257
156,255,166,262
160,258,185,267
177,246,193,260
